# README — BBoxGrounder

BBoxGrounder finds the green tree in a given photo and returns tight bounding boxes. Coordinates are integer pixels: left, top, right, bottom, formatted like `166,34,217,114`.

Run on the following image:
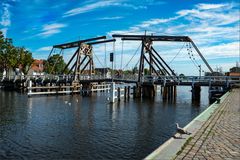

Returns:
17,47,33,74
44,54,67,74
179,73,185,78
132,66,138,74
144,68,150,75
0,31,33,75
230,66,240,73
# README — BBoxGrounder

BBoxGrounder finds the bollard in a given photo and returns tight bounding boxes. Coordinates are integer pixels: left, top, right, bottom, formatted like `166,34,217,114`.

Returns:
216,98,221,104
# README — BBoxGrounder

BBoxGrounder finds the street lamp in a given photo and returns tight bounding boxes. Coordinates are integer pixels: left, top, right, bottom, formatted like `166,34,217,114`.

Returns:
110,52,114,82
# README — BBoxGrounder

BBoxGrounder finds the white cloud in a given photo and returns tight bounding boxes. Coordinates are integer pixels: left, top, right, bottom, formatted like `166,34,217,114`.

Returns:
196,3,228,10
0,3,10,26
63,0,118,17
63,0,148,17
200,42,239,57
42,23,66,31
119,3,147,10
97,16,124,20
107,2,239,74
109,2,239,45
0,3,11,36
37,46,52,51
136,16,181,28
38,23,67,37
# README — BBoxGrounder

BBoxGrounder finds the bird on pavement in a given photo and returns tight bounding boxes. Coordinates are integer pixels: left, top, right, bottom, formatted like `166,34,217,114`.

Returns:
176,123,191,138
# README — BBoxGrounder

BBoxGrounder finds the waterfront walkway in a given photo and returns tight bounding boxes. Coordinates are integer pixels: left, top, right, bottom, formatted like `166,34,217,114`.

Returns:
175,88,240,160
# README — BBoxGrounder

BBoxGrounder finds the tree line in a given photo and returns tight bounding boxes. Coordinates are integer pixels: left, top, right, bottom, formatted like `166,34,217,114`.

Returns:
0,31,67,76
0,31,33,75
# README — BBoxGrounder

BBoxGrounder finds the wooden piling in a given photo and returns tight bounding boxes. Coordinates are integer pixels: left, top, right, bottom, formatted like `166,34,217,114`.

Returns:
163,86,168,100
192,84,201,102
118,87,121,101
133,86,136,98
127,86,130,99
124,86,127,100
173,85,177,101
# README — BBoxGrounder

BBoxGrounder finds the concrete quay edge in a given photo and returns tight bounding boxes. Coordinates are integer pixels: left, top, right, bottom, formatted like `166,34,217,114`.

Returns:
144,91,230,160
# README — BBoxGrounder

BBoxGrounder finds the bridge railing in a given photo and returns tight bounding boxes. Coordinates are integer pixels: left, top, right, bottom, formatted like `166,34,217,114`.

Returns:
143,75,240,84
2,73,240,85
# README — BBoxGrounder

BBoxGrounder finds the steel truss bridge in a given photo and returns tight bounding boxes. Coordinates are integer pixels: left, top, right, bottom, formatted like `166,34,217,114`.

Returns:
1,34,239,97
45,34,216,83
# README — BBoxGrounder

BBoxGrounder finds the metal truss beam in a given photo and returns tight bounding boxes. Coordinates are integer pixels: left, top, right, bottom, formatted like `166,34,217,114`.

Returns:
53,36,106,49
112,34,191,42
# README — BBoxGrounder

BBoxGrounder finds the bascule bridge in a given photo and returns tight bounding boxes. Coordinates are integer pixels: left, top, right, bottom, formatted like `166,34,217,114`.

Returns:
112,34,214,98
2,34,238,102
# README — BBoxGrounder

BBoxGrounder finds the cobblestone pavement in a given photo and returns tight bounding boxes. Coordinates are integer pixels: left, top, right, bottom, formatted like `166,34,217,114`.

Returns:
175,88,240,160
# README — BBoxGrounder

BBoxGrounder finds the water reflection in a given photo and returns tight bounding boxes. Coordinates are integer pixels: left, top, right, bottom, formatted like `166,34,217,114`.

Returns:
0,86,209,160
27,97,33,119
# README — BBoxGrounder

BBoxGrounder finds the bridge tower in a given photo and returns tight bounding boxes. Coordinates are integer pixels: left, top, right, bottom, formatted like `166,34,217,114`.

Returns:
113,34,213,99
48,36,115,81
47,36,116,95
71,43,94,81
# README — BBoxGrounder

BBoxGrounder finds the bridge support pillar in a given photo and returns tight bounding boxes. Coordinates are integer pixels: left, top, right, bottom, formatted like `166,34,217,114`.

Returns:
192,84,201,102
81,83,92,96
142,83,156,98
168,86,172,100
162,85,177,101
133,85,142,98
162,86,168,100
173,85,177,101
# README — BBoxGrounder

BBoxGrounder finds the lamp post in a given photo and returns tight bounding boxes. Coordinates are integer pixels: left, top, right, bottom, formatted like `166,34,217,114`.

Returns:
109,52,115,103
110,52,114,82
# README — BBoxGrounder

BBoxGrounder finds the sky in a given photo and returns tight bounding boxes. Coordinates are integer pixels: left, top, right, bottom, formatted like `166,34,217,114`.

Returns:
0,0,239,75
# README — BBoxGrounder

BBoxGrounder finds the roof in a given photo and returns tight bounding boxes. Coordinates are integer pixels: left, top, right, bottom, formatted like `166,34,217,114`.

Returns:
31,59,44,72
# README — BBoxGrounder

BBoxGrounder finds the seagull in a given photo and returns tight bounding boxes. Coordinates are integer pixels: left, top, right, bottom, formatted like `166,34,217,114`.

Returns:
176,123,191,138
68,102,71,106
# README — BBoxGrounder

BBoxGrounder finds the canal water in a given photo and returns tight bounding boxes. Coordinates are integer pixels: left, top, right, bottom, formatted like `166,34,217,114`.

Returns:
0,86,209,160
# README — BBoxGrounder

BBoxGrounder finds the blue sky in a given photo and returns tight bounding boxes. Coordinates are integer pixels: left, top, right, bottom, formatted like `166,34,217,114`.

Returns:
0,0,239,75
